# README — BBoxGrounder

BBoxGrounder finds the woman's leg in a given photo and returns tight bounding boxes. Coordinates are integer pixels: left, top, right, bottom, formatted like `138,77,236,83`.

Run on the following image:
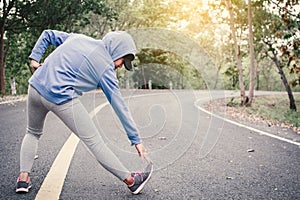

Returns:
19,86,49,175
51,98,130,181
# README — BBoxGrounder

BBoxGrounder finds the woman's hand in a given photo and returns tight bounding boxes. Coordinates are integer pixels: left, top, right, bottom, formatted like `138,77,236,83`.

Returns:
135,143,151,163
30,59,42,71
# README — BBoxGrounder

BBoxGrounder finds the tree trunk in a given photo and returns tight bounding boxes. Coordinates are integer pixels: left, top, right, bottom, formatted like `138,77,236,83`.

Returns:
0,0,8,96
141,63,147,89
226,0,246,105
273,56,297,111
0,20,6,95
255,59,260,90
247,0,256,105
213,63,222,89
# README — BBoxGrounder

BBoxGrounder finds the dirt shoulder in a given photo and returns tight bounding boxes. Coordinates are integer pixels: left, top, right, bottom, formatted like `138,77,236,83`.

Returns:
0,95,27,105
202,97,300,143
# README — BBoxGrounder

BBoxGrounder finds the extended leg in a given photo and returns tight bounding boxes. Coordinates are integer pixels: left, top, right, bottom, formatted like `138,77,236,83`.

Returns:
52,98,130,181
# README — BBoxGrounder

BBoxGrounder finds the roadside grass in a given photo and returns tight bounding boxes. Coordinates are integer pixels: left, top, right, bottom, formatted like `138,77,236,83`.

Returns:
226,94,300,130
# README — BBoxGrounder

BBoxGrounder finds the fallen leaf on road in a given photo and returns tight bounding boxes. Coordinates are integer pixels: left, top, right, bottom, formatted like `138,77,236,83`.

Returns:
247,149,255,152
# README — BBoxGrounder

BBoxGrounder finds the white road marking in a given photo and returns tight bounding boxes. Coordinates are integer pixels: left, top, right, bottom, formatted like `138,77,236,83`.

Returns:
194,99,300,147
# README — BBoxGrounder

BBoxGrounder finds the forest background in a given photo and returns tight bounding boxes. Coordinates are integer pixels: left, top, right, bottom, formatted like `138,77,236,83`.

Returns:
1,0,299,109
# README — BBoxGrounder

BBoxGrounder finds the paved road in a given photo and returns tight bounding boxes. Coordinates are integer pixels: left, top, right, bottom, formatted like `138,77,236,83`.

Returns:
1,90,299,200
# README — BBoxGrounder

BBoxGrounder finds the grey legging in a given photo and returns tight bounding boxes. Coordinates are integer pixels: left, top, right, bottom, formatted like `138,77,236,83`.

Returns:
20,85,130,181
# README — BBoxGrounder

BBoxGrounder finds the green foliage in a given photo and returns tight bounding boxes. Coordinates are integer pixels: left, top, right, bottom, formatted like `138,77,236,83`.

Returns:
2,0,117,95
128,0,171,28
263,0,300,88
2,0,300,95
132,49,205,89
226,97,237,107
5,31,32,94
223,65,239,89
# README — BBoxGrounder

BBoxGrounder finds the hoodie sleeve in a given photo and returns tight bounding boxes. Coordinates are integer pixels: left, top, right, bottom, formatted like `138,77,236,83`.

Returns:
29,30,71,62
99,67,142,145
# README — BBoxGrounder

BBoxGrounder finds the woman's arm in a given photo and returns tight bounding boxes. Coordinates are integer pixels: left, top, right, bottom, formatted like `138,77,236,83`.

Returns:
99,67,142,146
29,30,71,62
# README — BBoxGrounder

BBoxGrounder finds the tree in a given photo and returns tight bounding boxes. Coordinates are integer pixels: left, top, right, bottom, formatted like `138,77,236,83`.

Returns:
247,0,256,105
1,0,115,95
262,0,299,111
82,0,174,89
0,0,24,95
225,0,247,105
133,49,204,89
163,0,229,90
81,0,170,38
266,47,296,111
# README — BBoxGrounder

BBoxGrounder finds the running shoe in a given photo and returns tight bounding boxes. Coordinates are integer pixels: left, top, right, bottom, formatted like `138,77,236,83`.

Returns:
16,177,32,193
128,162,153,194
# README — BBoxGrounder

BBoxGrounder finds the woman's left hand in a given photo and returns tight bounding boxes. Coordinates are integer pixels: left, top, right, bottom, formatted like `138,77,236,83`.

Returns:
135,143,151,163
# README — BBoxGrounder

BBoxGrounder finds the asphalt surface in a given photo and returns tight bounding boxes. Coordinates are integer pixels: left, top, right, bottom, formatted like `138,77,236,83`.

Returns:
1,90,299,200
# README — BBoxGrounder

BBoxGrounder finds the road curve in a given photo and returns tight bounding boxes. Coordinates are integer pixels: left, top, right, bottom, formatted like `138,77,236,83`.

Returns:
1,90,299,200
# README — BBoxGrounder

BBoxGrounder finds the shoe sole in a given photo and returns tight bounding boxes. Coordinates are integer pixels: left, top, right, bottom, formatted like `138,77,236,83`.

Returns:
16,185,32,193
132,164,153,195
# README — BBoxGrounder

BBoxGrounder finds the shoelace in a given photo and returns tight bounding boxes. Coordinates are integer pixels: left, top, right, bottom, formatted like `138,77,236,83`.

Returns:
132,171,144,182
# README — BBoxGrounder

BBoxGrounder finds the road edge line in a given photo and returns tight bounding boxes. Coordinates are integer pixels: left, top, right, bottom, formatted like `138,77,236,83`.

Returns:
194,99,300,147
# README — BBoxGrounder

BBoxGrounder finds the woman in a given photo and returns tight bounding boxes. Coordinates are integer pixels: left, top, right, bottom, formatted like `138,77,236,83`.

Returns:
16,30,153,195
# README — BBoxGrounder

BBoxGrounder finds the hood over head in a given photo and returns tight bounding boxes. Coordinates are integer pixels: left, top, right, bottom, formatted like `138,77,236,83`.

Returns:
102,31,136,70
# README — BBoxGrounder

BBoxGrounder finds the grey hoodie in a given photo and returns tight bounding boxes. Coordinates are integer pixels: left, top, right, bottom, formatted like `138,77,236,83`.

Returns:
28,30,141,145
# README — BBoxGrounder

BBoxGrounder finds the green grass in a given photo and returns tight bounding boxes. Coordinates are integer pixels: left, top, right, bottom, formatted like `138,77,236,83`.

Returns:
227,94,300,128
